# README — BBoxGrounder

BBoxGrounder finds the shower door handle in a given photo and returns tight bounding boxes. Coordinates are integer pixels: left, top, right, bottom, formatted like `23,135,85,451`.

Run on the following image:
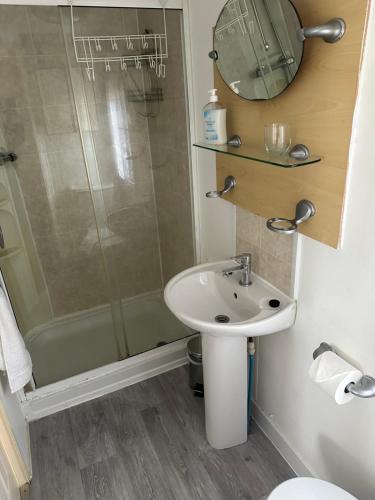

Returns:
0,225,5,249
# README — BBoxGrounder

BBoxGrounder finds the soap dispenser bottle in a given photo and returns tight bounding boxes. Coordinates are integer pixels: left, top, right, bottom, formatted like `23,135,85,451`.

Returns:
203,89,227,145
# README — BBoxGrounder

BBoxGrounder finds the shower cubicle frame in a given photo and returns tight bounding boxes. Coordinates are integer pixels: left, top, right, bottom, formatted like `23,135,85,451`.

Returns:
0,0,205,421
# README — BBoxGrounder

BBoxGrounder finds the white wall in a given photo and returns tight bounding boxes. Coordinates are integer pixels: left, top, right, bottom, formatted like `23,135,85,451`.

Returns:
185,0,236,262
255,4,375,499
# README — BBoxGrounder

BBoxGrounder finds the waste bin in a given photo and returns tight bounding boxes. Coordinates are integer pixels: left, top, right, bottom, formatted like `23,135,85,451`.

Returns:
187,335,203,397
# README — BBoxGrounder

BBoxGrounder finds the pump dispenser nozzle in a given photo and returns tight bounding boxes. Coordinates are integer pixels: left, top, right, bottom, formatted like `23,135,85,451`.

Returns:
208,89,219,102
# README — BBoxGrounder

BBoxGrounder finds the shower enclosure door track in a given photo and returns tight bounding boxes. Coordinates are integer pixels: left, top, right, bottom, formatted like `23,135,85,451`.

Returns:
20,337,189,421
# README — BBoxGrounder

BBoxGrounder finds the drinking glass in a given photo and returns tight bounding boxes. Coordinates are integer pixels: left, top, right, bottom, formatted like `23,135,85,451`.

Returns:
264,123,291,154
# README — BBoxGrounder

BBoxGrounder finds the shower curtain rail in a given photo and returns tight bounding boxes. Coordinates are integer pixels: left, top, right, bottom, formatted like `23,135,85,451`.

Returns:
70,1,168,81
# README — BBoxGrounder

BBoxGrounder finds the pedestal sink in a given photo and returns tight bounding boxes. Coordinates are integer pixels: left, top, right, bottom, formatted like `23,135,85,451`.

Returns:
164,260,296,449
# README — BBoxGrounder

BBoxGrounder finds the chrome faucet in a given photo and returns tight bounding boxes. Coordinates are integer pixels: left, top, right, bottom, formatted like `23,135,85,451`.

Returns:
222,253,252,286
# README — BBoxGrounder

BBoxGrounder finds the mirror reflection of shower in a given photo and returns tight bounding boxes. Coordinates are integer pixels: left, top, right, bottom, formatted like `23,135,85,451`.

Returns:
214,0,304,99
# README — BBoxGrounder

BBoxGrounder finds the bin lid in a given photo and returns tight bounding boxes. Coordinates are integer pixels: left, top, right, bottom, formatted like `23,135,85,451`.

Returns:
187,335,202,360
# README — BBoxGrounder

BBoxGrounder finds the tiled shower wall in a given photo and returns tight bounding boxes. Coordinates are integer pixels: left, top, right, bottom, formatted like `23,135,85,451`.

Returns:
236,206,295,294
0,5,110,319
139,9,194,283
62,6,164,305
0,5,193,324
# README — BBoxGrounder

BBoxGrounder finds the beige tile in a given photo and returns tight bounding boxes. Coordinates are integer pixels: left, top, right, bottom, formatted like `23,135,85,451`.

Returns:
0,6,35,57
34,232,76,276
160,235,195,283
257,250,292,295
43,105,77,135
53,191,97,234
236,206,262,246
153,152,190,207
0,57,41,110
91,132,153,197
75,6,125,38
104,199,160,237
105,233,163,299
236,206,294,293
15,152,47,187
137,8,164,34
26,204,55,239
1,108,38,156
16,149,97,237
157,199,194,283
27,6,65,55
37,67,71,106
162,57,186,101
30,107,82,153
47,252,109,317
260,223,295,262
50,148,88,192
148,99,189,155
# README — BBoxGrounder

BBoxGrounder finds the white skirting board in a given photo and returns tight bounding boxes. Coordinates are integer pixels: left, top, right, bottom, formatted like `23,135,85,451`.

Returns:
22,338,189,421
252,402,313,478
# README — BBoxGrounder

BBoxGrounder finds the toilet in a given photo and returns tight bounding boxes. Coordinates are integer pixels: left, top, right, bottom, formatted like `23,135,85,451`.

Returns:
268,477,357,499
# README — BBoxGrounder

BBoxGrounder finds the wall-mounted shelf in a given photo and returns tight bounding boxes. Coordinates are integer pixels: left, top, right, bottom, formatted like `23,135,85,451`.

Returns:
193,142,321,168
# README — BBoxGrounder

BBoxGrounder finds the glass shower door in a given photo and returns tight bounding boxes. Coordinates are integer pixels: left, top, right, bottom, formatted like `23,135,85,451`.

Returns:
61,5,196,357
0,4,125,388
0,3,195,390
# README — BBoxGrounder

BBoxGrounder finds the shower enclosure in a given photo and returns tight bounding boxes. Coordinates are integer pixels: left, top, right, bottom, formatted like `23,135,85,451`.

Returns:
0,4,195,388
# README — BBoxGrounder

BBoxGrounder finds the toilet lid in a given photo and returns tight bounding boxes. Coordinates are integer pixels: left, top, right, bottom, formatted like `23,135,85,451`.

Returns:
268,478,357,500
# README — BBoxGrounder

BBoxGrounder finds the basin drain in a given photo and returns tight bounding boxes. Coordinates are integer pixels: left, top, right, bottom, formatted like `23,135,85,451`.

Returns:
215,314,230,323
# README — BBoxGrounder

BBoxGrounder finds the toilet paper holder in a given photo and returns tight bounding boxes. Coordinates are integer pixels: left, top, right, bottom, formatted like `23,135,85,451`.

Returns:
313,342,375,399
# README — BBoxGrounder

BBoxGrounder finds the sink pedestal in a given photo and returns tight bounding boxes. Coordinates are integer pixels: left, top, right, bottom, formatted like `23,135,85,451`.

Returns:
164,260,297,449
202,334,248,449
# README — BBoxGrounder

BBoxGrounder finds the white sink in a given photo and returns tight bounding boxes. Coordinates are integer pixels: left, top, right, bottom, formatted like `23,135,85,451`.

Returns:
165,260,296,450
164,260,296,337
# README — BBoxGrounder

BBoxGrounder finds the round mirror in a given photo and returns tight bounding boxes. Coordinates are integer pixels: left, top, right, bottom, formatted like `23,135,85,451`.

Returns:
213,0,303,100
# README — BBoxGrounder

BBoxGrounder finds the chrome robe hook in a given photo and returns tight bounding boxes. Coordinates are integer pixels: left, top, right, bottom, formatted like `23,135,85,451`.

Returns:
206,175,236,198
298,18,346,44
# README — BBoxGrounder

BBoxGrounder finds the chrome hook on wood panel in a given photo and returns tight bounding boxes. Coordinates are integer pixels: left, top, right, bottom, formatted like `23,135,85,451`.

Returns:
206,175,236,198
298,18,346,44
266,200,316,234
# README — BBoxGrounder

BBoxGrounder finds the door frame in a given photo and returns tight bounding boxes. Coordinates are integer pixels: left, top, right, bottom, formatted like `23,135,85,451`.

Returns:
0,402,30,488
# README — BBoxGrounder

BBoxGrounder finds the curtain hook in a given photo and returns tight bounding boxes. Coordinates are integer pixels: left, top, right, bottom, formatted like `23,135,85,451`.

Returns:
95,38,102,52
121,58,127,71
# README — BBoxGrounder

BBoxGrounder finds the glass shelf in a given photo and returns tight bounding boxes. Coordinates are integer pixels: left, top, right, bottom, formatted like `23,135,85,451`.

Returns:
193,142,322,168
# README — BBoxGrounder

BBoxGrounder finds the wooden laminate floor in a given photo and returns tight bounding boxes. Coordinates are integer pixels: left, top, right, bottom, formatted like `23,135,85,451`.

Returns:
29,366,295,500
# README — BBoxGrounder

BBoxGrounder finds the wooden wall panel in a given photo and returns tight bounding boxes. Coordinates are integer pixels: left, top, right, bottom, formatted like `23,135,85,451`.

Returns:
214,0,369,247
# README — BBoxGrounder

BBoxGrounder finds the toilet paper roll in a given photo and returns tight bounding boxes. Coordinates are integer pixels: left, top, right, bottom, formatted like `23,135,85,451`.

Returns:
309,351,362,405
